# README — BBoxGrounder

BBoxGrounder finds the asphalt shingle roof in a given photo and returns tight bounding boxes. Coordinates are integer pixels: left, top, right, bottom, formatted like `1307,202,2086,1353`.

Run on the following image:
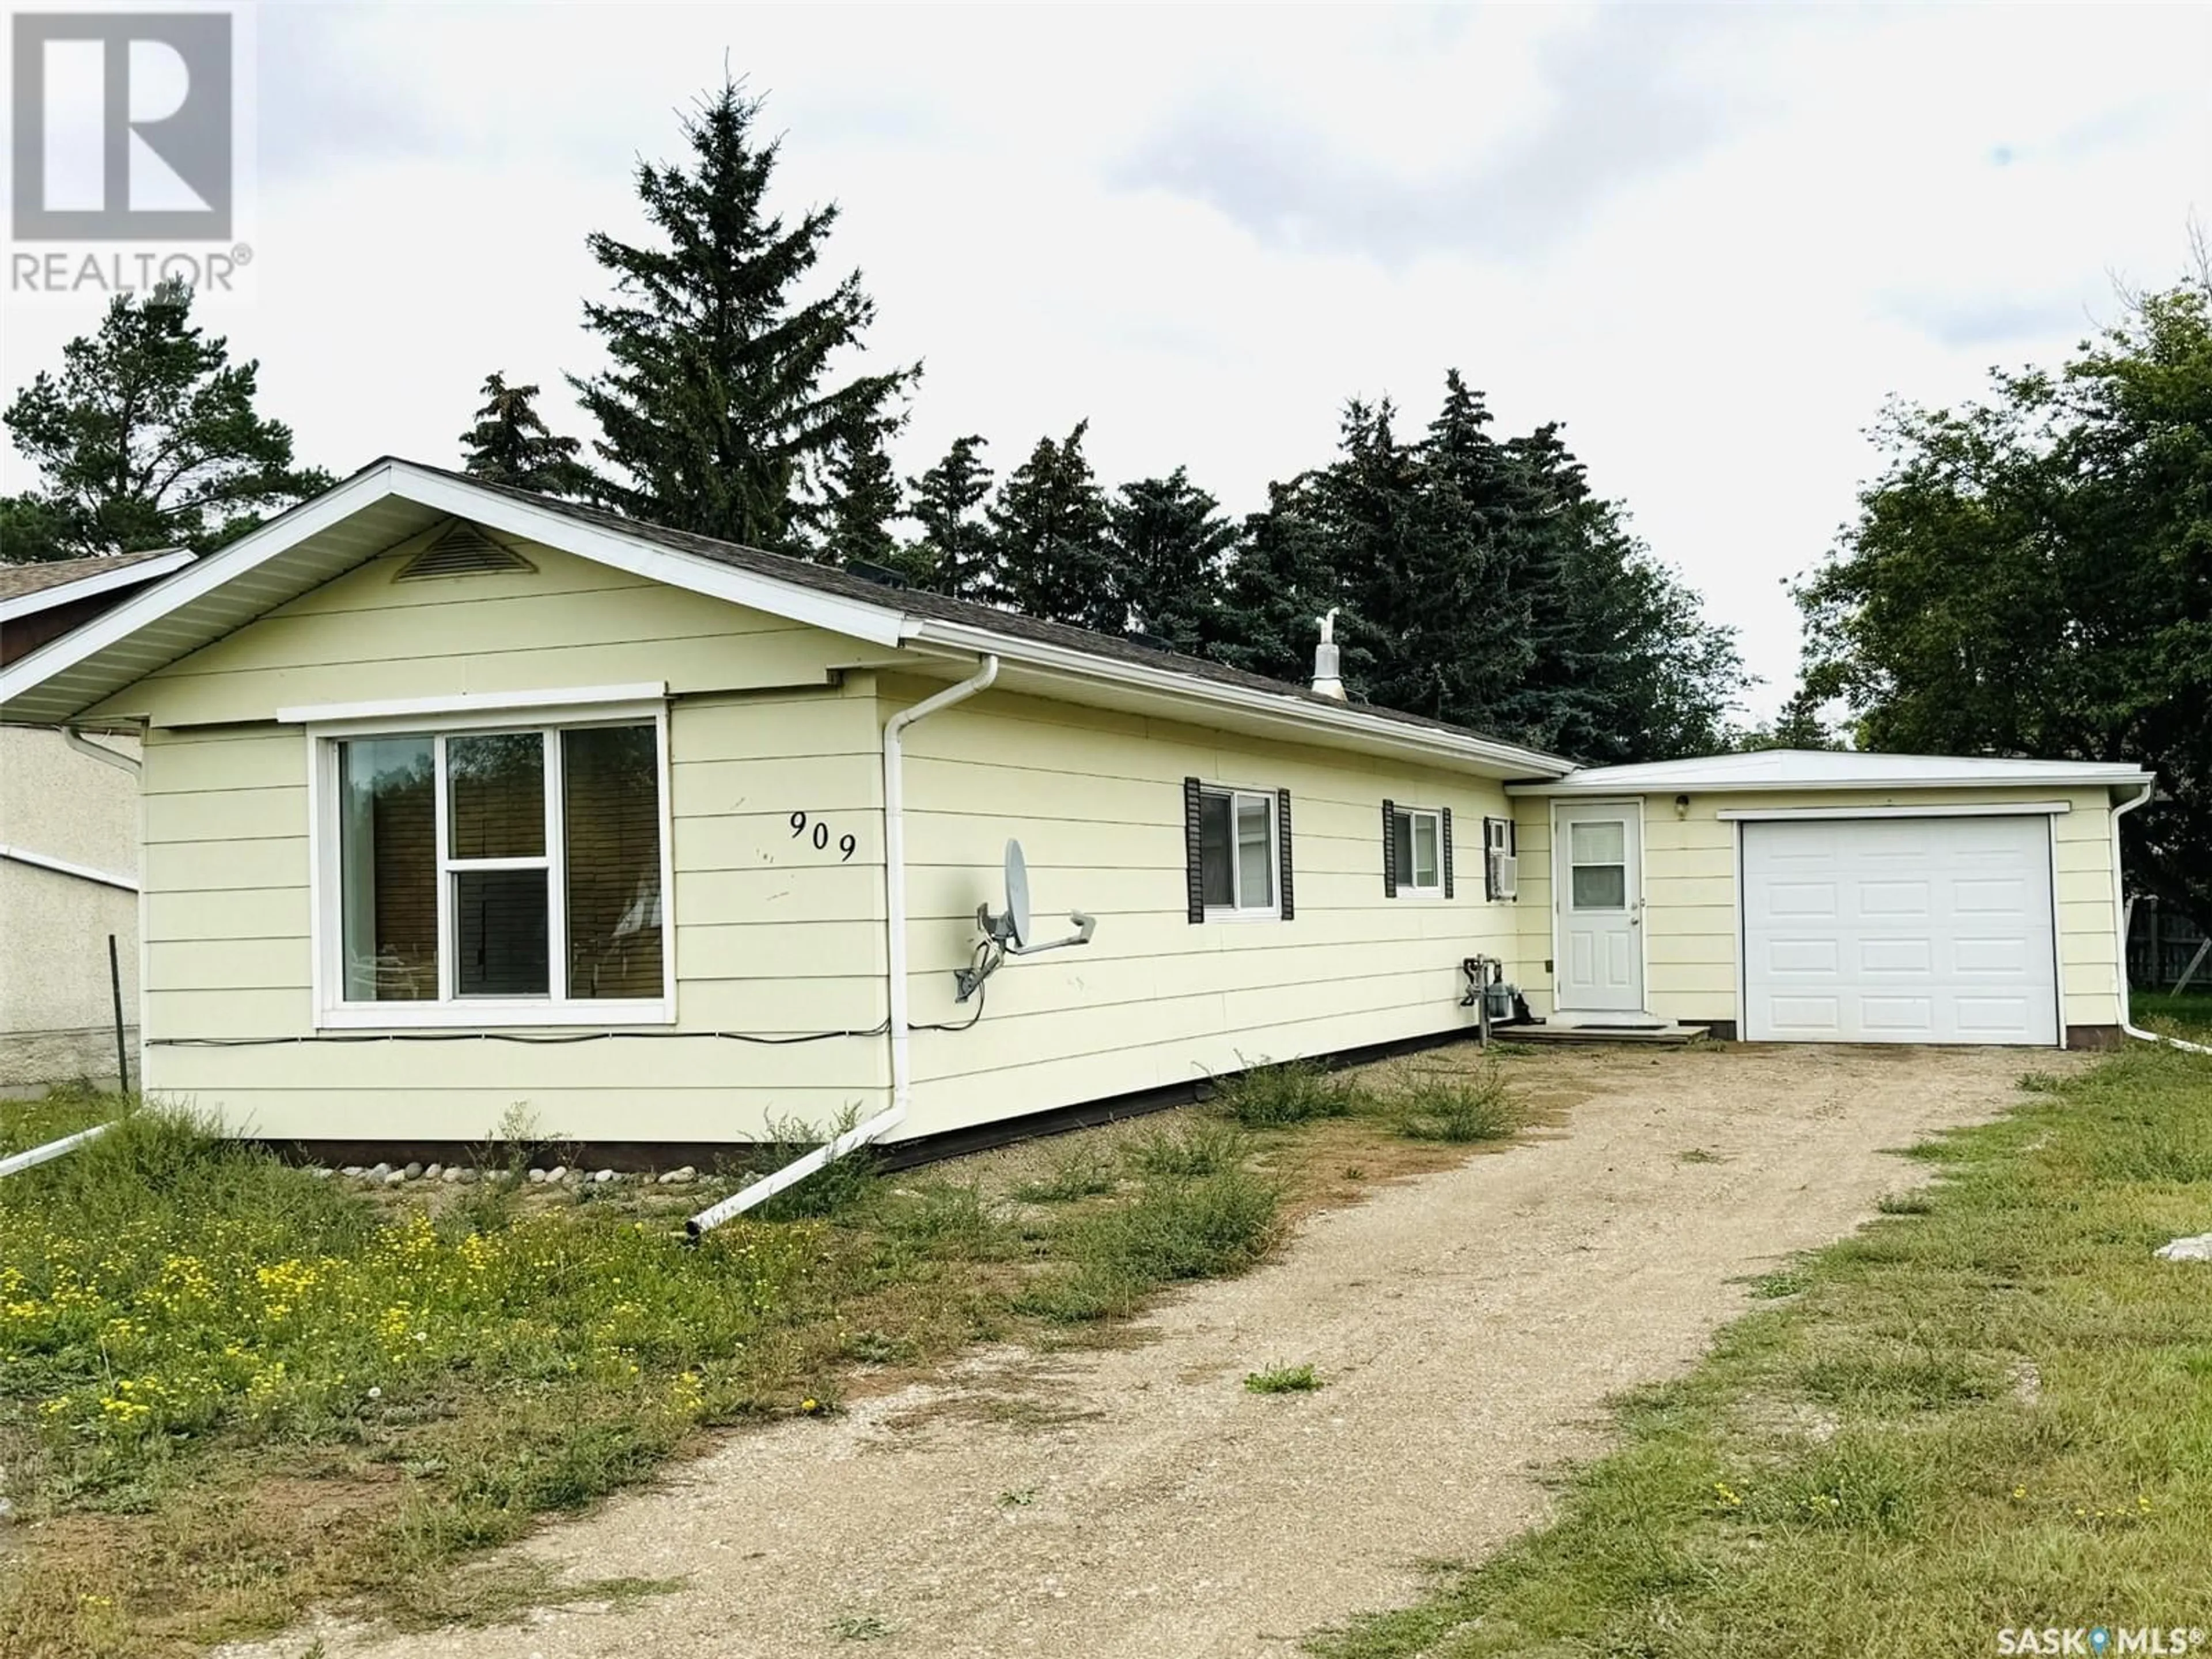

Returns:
400,460,1563,766
0,547,185,604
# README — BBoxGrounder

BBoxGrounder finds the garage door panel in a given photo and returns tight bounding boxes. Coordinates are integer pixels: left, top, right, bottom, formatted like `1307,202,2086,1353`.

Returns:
1954,936,2029,974
1743,816,2058,1046
1768,937,1840,974
1768,995,1842,1034
1861,938,1931,974
1766,881,1839,918
1859,881,1931,917
1861,997,1936,1032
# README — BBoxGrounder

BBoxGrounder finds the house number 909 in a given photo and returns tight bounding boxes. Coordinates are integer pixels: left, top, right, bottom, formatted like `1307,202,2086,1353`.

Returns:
789,811,858,862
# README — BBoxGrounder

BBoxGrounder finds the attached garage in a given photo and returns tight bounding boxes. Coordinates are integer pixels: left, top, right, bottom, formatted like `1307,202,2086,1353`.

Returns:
1738,813,2057,1045
1507,752,2157,1051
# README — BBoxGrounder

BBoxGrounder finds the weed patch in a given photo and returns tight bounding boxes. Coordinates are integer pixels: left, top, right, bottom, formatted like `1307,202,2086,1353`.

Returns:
1391,1068,1519,1144
1018,1168,1280,1323
1010,1145,1117,1203
1245,1362,1323,1395
1214,1059,1370,1127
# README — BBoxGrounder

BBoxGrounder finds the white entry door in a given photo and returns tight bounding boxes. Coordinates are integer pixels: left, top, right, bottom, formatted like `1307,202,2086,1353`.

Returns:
1740,815,2059,1045
1555,804,1643,1012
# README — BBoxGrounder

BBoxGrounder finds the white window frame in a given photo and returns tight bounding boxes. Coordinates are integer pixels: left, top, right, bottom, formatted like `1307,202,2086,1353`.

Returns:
301,693,674,1029
1199,784,1282,921
1391,804,1445,899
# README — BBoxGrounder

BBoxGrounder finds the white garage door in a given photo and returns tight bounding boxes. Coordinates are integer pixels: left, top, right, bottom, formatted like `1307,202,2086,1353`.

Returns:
1741,816,2059,1046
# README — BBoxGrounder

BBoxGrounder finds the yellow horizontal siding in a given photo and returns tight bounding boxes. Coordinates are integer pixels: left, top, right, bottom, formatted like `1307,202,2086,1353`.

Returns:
889,688,1524,1139
94,543,900,727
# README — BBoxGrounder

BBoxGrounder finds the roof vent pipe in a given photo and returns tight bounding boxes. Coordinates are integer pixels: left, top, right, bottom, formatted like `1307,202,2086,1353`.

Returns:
1311,609,1345,700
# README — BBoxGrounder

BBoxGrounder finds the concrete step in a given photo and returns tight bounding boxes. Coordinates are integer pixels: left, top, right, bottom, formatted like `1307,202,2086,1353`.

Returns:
1503,1022,1710,1046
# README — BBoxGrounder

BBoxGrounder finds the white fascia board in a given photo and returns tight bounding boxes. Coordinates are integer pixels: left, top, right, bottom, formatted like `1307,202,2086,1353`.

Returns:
277,682,666,727
1715,801,2074,821
1508,769,2156,796
908,619,1576,777
0,463,410,713
0,548,194,623
384,465,908,649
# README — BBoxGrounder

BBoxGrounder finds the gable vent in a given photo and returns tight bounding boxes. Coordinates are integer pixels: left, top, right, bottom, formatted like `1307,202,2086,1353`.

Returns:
395,521,537,582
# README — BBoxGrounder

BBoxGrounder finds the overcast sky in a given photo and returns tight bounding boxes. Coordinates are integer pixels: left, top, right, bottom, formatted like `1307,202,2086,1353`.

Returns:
4,3,2208,719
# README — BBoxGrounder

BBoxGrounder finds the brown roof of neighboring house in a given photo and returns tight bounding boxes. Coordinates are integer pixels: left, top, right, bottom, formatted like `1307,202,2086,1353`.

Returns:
0,547,190,605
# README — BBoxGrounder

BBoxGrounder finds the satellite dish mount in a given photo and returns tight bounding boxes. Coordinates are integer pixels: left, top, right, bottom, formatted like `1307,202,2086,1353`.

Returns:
953,839,1097,1002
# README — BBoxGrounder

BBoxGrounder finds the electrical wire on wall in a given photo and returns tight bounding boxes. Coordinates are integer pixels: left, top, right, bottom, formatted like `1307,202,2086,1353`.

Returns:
150,944,997,1046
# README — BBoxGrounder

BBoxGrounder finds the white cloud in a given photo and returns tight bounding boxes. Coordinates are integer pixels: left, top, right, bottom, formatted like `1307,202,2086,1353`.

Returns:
5,2,2207,720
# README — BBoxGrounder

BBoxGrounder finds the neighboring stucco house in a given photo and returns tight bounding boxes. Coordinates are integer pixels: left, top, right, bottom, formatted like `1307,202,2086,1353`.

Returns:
0,462,2155,1154
1,548,192,1093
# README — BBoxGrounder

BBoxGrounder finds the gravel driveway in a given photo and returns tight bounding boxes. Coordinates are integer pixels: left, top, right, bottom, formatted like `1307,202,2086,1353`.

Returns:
229,1041,2055,1659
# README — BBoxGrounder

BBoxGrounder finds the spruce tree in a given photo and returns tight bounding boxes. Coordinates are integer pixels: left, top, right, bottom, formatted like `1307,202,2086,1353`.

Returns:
459,373,593,497
1105,469,1238,651
1210,474,1353,685
2,281,329,561
988,422,1117,631
571,77,916,551
819,412,903,568
903,434,998,597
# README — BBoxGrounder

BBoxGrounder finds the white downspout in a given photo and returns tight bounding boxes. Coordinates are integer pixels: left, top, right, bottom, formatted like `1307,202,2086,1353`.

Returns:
2112,780,2211,1056
689,655,1001,1236
63,726,141,775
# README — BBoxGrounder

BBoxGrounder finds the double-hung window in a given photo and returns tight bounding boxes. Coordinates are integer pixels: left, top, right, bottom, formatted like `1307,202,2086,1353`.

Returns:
1198,786,1279,916
302,692,671,1027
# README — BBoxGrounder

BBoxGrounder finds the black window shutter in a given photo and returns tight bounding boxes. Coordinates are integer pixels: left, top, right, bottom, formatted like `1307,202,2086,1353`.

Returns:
1441,806,1455,899
1183,777,1205,923
1277,788,1295,920
1381,799,1397,897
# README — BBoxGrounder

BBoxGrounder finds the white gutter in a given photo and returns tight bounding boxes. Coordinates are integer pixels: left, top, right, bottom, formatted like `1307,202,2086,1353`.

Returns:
2112,780,2211,1056
908,618,1573,778
0,843,138,893
690,654,1002,1235
0,1122,114,1180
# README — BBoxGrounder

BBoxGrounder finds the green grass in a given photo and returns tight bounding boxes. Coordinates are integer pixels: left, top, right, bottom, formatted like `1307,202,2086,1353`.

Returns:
2134,986,2212,1043
1391,1067,1521,1144
1305,1041,2212,1657
1010,1144,1118,1203
1016,1165,1282,1323
1244,1362,1323,1395
1123,1121,1254,1178
0,1086,120,1159
1213,1059,1373,1127
0,1046,1528,1654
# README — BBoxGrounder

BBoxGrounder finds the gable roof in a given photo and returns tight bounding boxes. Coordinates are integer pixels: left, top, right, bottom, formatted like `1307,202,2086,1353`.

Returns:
1505,748,2154,794
0,459,1574,778
0,547,194,620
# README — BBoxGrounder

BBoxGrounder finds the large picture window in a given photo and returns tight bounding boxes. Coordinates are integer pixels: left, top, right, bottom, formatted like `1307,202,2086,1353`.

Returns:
316,702,669,1025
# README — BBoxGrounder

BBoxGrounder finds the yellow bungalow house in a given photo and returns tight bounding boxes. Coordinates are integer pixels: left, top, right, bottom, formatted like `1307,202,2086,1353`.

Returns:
0,461,2155,1168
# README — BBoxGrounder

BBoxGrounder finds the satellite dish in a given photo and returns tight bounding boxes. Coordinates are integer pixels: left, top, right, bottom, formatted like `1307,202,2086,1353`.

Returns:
1003,840,1032,950
951,839,1097,1002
